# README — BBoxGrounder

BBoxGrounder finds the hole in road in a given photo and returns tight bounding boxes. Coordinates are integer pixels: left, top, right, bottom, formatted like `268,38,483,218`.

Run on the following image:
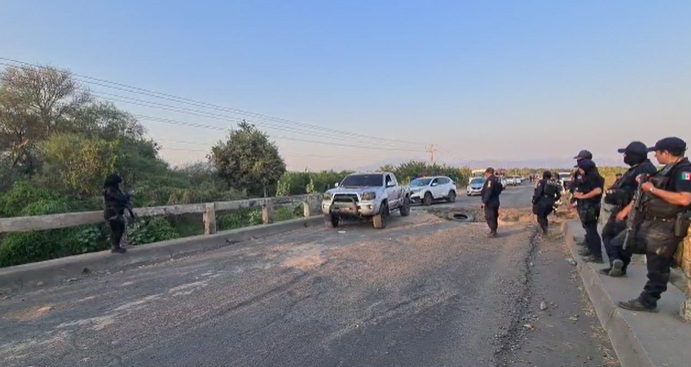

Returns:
452,213,469,220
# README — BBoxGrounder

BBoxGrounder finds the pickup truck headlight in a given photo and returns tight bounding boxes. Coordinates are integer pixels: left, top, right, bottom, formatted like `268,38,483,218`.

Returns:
361,192,376,201
323,193,333,201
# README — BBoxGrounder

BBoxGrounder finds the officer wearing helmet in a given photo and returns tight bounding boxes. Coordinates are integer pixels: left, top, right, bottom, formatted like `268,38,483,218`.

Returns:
532,171,561,234
599,141,657,277
103,173,133,254
613,137,691,312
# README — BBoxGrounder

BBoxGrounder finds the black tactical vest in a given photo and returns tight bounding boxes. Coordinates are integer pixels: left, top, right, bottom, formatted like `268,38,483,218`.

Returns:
642,159,691,218
543,181,558,197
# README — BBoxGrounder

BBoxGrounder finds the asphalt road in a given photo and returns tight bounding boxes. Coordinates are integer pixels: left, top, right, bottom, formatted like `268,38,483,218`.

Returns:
0,184,618,367
416,181,535,209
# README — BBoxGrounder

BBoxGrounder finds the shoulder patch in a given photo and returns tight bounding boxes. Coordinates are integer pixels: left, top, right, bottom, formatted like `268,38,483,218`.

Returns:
682,172,691,181
487,180,492,187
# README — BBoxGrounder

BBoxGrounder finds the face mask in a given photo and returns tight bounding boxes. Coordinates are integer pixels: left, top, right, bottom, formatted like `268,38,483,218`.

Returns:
623,153,644,166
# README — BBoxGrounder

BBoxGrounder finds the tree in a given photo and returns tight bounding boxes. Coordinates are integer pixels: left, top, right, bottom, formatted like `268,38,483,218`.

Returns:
38,133,120,197
0,65,91,173
208,121,286,196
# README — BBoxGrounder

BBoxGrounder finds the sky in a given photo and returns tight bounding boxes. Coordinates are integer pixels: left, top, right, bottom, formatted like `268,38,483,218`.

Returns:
1,0,689,170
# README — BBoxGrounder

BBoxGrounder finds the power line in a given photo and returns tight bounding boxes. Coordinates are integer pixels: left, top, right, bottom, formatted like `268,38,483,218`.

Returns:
0,57,430,148
85,90,421,151
91,90,420,149
135,115,420,152
156,138,376,158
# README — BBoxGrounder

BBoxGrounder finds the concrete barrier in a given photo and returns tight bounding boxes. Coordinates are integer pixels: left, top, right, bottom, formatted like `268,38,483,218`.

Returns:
561,220,691,367
0,215,324,291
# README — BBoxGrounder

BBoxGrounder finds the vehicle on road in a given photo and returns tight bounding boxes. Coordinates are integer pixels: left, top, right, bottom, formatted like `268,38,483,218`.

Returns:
409,176,457,205
466,177,486,196
505,176,520,186
322,172,410,229
469,169,485,184
558,171,572,191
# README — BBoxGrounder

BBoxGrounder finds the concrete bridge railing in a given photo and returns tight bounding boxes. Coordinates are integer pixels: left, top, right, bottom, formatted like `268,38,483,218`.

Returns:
0,194,323,235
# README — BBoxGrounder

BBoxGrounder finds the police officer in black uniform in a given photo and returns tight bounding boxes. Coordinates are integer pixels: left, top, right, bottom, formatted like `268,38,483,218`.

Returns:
600,141,657,277
480,167,504,237
532,171,561,234
615,137,691,312
570,150,593,198
103,174,132,254
572,158,605,263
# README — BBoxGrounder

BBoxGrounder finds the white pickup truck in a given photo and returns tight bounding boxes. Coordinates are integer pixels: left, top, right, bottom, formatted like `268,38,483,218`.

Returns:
321,172,411,229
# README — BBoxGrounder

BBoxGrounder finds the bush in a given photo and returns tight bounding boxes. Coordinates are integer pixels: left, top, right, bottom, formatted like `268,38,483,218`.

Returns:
127,217,180,246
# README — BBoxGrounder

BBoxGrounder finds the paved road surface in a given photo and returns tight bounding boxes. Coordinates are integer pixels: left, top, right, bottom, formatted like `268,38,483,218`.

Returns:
416,181,534,210
0,185,618,367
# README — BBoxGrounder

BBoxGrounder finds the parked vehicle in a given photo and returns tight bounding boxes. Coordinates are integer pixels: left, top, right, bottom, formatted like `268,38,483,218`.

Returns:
321,172,411,229
409,176,457,206
466,177,486,196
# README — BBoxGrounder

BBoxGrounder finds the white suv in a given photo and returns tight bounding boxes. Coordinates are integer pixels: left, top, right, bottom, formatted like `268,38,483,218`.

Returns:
409,176,457,206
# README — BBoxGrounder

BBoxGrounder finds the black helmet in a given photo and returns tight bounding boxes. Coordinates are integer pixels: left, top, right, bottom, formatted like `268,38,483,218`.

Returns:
104,173,123,189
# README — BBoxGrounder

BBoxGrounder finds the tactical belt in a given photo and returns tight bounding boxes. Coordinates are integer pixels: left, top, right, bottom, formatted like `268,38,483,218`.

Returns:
643,214,675,222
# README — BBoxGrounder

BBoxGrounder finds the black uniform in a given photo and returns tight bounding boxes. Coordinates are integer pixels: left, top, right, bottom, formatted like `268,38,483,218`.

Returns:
574,159,605,262
103,174,131,254
615,139,691,312
480,169,503,236
601,141,657,276
532,171,561,234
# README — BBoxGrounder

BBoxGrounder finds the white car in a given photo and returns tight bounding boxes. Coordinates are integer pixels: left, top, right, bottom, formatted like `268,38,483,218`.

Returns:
466,177,486,196
409,176,457,206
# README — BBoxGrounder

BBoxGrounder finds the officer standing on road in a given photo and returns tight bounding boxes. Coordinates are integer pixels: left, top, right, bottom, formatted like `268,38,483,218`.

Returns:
103,173,132,254
600,142,657,277
614,137,691,312
532,171,561,234
573,158,605,263
480,167,504,237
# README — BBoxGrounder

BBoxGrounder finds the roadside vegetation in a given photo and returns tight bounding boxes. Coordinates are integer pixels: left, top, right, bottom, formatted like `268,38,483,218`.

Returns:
0,64,626,267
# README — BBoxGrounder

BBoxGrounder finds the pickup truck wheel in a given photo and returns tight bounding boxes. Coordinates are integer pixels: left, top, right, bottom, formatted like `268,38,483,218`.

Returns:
422,192,433,206
324,214,339,228
373,203,388,229
446,190,456,203
399,196,411,217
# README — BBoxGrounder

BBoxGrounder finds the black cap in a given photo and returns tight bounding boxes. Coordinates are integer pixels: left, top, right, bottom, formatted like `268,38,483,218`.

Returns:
617,141,648,155
485,167,494,174
577,158,596,171
573,150,592,160
647,137,687,155
543,171,552,179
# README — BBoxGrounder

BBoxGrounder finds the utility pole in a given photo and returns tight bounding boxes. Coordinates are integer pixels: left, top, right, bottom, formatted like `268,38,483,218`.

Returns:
426,144,438,164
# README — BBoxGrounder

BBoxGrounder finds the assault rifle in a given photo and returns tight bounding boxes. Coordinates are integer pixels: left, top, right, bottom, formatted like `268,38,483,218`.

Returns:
622,175,648,250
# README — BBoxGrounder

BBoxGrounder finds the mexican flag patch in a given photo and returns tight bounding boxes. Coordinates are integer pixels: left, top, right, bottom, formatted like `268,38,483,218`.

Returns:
682,172,691,181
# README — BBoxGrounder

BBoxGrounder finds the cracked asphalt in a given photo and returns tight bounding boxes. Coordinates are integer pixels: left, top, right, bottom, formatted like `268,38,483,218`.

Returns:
0,185,618,367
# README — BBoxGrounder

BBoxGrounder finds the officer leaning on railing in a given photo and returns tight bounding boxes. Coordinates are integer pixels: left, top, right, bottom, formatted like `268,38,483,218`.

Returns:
103,173,135,254
612,137,691,313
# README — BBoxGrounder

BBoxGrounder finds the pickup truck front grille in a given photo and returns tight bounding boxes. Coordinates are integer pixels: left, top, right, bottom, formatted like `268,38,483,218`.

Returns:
333,194,359,203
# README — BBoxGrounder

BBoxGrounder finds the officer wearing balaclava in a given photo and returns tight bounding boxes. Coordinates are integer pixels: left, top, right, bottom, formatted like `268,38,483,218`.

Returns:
599,142,657,277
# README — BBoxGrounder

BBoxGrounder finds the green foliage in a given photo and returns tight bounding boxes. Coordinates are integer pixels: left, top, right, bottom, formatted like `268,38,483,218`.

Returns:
381,160,472,185
209,121,286,197
127,217,180,246
38,133,120,196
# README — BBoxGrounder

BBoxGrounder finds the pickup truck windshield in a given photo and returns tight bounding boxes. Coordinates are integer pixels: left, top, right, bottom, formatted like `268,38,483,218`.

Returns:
410,178,433,187
340,174,384,187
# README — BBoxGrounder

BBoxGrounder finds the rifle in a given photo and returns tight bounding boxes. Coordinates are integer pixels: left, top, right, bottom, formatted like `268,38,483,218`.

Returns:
622,175,648,250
